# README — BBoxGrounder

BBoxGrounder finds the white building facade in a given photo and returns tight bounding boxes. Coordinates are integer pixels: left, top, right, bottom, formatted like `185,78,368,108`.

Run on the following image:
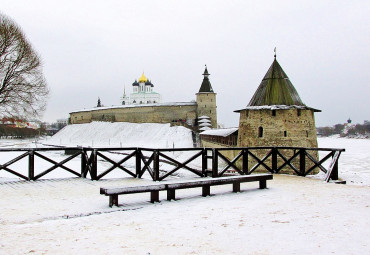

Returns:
121,73,161,105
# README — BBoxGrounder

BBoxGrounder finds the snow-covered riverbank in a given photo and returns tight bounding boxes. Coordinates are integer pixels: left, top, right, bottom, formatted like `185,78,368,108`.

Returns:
0,128,369,254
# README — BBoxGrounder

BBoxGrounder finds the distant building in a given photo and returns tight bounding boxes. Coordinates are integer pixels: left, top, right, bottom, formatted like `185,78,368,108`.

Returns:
120,73,161,105
70,67,218,129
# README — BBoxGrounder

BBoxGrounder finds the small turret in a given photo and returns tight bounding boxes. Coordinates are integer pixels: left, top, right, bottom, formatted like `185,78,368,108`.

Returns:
196,65,217,128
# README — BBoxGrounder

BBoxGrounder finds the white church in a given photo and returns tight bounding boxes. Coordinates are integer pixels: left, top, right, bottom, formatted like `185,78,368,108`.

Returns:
120,73,161,105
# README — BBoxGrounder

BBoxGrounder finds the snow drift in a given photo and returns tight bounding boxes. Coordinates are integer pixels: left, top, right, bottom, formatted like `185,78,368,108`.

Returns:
46,122,194,148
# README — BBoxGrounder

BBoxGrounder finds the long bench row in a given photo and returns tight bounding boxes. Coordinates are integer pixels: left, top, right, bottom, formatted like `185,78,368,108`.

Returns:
100,174,273,207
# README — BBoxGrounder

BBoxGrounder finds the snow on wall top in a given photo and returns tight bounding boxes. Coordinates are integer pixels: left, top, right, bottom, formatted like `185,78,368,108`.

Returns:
200,127,239,137
70,102,197,114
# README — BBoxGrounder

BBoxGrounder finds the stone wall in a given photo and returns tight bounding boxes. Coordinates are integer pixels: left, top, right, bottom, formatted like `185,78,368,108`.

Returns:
237,108,319,174
196,92,217,128
70,104,198,125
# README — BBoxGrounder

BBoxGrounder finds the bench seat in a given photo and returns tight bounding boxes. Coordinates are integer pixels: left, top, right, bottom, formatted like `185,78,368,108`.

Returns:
166,174,273,200
100,174,273,207
100,184,166,207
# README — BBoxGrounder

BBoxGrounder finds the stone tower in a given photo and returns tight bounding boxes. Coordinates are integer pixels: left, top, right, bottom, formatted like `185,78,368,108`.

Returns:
196,65,217,128
235,56,320,149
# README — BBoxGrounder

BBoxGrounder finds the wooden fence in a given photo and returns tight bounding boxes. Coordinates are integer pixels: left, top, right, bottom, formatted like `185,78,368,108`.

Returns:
0,146,345,182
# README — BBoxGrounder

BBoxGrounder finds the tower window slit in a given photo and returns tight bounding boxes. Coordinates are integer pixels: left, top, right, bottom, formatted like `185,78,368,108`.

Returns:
258,127,263,138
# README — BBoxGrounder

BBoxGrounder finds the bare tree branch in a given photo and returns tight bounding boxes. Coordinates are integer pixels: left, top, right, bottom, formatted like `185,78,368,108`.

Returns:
0,13,49,119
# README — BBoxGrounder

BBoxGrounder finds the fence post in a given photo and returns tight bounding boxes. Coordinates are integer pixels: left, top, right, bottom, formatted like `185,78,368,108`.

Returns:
91,149,98,180
81,148,87,178
28,150,34,181
330,154,339,180
212,148,218,178
299,149,306,176
136,148,141,178
271,147,277,173
153,150,160,181
202,149,208,177
242,149,249,175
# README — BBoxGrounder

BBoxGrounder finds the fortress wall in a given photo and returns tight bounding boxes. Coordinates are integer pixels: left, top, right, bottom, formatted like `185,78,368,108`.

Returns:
70,104,197,125
196,93,217,128
237,108,319,174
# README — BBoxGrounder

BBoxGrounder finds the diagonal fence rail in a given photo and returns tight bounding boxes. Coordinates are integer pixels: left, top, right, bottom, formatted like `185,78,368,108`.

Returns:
0,146,345,182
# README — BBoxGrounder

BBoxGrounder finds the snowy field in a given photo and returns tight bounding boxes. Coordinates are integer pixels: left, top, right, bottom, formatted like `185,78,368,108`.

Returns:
0,125,369,254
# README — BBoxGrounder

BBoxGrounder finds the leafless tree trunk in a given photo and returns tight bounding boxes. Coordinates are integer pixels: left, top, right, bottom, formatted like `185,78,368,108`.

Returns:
0,13,49,119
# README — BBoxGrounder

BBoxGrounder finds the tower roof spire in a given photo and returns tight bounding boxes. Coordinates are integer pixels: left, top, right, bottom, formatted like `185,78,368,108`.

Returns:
198,64,214,93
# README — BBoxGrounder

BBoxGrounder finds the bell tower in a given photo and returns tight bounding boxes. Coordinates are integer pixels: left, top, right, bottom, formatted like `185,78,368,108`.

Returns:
196,65,217,128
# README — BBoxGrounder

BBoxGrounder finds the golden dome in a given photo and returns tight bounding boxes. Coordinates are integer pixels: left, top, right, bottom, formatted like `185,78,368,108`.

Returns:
138,73,148,83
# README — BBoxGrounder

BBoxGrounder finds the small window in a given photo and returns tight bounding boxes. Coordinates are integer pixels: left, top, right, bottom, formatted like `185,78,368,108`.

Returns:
306,131,309,137
245,110,249,117
284,131,287,137
258,127,263,138
297,109,301,116
272,110,276,116
210,110,211,113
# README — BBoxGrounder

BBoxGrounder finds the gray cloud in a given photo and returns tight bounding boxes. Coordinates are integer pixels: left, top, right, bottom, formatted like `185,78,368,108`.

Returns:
2,0,369,126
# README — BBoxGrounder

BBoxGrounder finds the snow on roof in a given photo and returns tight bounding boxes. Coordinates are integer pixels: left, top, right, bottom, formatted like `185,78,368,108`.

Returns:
233,105,321,113
199,127,211,131
198,119,211,123
199,122,212,127
200,127,238,137
198,115,210,119
70,102,197,114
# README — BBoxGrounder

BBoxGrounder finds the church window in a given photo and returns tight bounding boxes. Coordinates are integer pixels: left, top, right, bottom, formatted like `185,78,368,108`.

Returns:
258,127,263,138
153,100,156,103
272,110,276,116
133,100,136,103
122,101,125,105
140,101,143,104
284,131,287,137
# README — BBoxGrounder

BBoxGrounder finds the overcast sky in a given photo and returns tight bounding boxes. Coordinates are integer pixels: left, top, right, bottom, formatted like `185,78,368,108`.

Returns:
1,0,369,127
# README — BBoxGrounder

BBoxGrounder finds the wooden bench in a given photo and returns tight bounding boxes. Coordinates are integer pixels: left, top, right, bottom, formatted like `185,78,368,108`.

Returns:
100,174,273,207
166,174,273,200
100,184,166,207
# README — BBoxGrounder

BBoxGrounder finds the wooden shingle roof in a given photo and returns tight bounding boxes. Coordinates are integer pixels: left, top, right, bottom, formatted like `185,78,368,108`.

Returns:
248,58,305,106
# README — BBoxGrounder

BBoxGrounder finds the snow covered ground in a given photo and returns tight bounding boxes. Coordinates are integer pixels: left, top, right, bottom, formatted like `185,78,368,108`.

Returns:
0,126,369,254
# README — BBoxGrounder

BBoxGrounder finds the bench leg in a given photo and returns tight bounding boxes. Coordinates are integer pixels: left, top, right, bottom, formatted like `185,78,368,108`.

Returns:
167,189,176,201
109,194,118,207
233,182,240,193
202,185,210,197
259,180,267,189
150,190,160,203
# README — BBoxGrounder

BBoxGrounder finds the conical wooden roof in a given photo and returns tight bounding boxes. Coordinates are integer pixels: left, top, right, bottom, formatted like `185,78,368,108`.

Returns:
248,58,305,106
198,66,214,93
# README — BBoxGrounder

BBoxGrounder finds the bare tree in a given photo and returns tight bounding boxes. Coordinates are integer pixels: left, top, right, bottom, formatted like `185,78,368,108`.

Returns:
0,13,49,118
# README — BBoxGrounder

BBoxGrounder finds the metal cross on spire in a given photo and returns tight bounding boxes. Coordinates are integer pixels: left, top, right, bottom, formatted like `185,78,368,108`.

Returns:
274,47,277,59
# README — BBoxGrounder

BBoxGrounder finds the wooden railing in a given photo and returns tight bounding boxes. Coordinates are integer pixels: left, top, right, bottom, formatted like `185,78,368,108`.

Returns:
0,146,345,182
